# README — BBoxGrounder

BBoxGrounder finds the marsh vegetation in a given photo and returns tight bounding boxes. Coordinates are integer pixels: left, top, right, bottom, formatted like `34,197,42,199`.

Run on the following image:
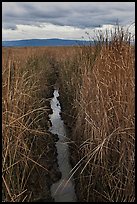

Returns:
2,26,135,202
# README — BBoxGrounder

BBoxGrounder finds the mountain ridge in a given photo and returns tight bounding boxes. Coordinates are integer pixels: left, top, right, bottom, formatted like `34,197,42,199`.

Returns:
2,38,92,47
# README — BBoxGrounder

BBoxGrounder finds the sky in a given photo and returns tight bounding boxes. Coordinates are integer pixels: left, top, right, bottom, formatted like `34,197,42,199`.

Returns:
2,2,135,41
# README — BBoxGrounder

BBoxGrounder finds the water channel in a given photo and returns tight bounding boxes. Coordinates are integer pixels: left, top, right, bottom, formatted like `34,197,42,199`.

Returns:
49,89,77,202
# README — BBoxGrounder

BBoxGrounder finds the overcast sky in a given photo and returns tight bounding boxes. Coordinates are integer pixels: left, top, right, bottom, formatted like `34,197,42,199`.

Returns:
2,2,135,41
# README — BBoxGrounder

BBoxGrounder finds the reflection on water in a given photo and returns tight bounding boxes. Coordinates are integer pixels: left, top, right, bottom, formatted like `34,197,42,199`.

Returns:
49,89,77,202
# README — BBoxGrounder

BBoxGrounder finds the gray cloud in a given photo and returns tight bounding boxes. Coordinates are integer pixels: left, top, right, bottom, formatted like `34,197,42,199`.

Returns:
2,2,135,30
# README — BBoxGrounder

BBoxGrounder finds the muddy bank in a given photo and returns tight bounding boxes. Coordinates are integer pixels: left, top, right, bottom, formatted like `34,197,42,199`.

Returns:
58,93,83,202
28,132,61,202
26,87,62,202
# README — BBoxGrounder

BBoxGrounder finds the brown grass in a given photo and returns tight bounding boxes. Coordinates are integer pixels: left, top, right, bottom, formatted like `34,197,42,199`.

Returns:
2,47,56,202
2,25,135,202
57,26,135,202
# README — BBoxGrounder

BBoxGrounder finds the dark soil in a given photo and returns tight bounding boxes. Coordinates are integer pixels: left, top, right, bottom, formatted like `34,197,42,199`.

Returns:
26,87,62,202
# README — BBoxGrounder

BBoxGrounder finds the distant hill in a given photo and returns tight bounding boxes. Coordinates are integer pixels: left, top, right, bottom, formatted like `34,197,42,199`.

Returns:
2,38,92,47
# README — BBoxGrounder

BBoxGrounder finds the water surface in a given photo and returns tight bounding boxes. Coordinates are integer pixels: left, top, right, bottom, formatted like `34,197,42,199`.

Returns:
49,89,77,202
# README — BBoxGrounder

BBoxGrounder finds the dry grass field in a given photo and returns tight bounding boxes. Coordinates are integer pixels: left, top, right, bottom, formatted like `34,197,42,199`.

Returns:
57,28,135,202
2,47,59,201
2,27,135,202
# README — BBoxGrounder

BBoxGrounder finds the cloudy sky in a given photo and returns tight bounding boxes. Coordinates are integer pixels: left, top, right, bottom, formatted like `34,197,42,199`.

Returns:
2,2,135,41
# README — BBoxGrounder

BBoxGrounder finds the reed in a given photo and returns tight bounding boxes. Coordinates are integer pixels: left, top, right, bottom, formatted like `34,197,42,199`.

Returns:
58,25,135,202
2,47,55,202
2,24,135,202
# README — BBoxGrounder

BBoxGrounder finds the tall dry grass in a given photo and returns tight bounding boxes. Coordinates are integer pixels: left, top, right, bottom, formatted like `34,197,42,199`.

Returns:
2,25,135,202
58,26,135,202
2,47,56,202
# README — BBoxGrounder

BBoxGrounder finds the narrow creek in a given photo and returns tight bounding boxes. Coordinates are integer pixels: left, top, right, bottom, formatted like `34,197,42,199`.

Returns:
49,88,77,202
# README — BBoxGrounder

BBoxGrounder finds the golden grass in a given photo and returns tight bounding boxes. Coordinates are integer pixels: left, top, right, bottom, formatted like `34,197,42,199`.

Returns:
57,27,135,202
2,47,56,201
2,25,135,202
